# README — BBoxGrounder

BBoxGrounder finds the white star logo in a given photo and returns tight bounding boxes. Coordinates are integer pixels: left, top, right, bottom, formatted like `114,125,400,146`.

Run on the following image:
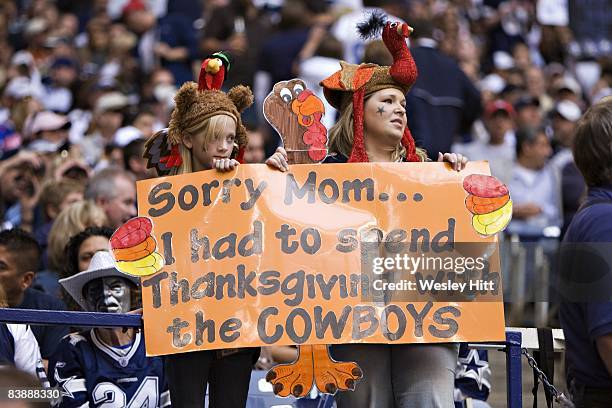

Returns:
456,349,491,390
54,369,86,399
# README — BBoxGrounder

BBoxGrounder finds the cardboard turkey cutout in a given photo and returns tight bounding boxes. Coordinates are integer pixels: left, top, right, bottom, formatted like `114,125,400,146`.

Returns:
263,79,362,398
263,79,328,163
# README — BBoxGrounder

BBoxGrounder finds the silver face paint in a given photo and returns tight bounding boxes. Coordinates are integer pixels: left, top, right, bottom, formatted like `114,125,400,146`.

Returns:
83,277,132,313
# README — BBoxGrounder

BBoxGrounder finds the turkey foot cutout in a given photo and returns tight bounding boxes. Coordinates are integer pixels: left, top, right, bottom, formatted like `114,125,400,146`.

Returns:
263,79,328,164
312,344,363,394
266,345,362,397
265,344,315,397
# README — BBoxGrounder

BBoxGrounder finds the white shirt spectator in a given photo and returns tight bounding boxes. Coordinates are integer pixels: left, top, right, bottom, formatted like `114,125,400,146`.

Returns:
5,324,45,379
43,86,72,113
452,134,515,186
507,163,561,234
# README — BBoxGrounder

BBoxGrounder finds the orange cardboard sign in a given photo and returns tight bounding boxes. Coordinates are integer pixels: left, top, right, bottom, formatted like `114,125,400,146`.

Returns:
136,162,505,356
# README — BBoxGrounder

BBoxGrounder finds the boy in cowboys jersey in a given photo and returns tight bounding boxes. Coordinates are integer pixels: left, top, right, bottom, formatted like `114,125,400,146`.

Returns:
50,251,170,407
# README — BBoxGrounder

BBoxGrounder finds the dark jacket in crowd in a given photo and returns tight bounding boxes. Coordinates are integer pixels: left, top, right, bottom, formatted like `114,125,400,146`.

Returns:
406,42,482,159
17,288,68,361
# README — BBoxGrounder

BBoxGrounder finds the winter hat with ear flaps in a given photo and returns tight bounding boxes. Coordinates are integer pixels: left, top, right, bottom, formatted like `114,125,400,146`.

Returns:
320,13,421,163
144,52,253,173
167,82,254,158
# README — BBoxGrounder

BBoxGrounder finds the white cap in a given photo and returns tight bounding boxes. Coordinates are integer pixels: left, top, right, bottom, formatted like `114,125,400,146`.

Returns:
114,126,143,147
555,76,582,95
555,100,582,122
95,92,129,113
493,51,515,70
480,74,506,94
11,51,34,67
25,18,48,36
4,76,35,99
29,111,70,134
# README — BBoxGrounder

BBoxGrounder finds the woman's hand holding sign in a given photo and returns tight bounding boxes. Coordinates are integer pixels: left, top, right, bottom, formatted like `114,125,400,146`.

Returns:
266,146,289,172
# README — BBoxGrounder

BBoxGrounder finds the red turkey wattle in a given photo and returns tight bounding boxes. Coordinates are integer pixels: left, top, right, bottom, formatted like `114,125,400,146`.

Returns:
303,112,327,161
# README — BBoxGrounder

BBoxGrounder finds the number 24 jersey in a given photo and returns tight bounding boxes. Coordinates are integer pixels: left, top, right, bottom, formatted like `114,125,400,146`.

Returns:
50,329,171,407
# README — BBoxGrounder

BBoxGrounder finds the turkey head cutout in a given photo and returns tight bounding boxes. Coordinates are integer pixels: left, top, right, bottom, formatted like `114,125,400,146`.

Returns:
263,79,328,163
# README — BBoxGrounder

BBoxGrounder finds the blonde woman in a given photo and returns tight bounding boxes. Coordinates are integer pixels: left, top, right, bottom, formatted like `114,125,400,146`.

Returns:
144,54,286,407
47,200,107,274
318,16,467,408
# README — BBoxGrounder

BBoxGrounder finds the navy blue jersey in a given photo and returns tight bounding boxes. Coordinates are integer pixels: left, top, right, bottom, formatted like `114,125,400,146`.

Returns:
560,187,612,389
0,323,15,366
454,344,491,404
50,329,170,407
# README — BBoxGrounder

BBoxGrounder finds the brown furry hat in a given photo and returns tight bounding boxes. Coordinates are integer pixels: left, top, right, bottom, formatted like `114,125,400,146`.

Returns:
167,81,254,152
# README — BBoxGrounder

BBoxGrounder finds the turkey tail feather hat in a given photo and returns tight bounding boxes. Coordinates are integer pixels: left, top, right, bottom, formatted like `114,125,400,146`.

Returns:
320,13,420,162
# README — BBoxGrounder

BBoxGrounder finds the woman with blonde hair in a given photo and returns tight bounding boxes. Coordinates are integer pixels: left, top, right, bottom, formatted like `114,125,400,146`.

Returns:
144,52,286,407
47,200,107,274
318,15,467,408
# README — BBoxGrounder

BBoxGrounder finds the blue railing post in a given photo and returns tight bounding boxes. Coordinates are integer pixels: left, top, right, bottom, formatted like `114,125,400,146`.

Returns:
506,330,522,408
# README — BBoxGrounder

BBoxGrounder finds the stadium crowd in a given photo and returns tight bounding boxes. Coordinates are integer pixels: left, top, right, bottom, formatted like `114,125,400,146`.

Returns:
0,0,610,407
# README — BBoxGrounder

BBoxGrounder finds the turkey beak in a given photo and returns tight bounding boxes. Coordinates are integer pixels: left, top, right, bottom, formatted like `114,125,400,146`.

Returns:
206,58,221,74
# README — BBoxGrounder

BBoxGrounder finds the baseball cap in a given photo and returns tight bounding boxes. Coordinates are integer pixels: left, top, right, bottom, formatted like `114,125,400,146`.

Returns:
11,51,34,67
29,111,71,135
554,76,581,95
24,18,48,36
480,74,506,94
554,100,582,122
485,99,515,118
493,51,515,70
514,95,540,111
114,126,143,147
95,92,129,113
4,77,35,99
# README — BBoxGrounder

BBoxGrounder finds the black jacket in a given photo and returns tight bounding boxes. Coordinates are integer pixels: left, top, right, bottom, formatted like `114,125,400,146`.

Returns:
406,45,482,159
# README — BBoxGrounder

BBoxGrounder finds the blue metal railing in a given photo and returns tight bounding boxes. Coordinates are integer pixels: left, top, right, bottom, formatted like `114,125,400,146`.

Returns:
0,308,142,327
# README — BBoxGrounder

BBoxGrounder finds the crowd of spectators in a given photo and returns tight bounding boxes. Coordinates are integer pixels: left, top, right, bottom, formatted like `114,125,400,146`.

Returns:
0,0,610,405
0,0,608,239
